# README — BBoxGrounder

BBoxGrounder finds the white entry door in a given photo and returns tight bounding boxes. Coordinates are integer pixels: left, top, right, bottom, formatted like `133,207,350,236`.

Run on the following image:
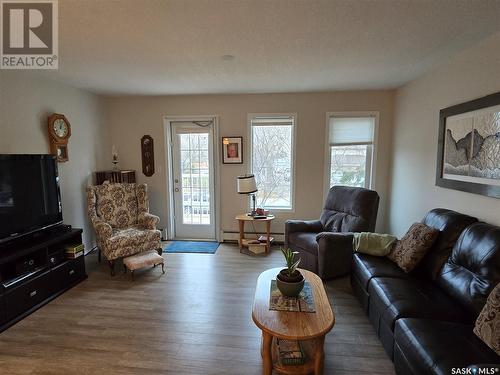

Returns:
170,121,216,239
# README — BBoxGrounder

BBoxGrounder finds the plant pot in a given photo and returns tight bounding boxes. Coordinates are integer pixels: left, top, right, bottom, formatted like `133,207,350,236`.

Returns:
276,269,305,297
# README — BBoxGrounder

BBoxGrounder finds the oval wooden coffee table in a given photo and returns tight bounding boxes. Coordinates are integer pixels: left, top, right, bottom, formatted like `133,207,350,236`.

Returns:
252,268,335,375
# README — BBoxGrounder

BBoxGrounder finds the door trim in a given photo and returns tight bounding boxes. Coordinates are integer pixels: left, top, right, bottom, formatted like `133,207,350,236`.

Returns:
164,115,221,242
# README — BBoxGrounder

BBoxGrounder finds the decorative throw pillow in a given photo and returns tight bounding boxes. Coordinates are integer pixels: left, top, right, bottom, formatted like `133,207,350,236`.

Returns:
387,223,439,273
474,283,500,356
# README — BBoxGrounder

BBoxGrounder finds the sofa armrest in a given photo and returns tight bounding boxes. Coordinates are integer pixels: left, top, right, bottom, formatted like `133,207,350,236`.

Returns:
316,232,354,279
138,212,160,230
91,218,113,240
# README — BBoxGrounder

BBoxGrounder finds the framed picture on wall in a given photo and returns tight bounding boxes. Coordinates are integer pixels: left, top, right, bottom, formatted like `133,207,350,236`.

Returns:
436,91,500,198
222,137,243,164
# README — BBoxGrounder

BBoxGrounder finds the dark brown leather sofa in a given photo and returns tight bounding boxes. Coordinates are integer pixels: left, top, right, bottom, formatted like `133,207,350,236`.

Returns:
351,208,500,374
285,186,379,279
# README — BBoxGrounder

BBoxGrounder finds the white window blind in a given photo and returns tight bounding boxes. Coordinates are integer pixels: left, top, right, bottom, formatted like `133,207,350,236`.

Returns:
327,115,377,189
251,117,294,126
329,117,375,145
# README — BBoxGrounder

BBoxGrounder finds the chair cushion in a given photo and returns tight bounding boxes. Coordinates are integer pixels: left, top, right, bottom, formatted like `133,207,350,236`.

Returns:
352,253,407,290
95,183,138,228
395,318,499,375
387,223,439,273
474,282,500,355
416,208,478,280
319,186,379,233
287,232,318,256
110,226,160,242
105,226,161,260
368,277,472,331
436,222,500,316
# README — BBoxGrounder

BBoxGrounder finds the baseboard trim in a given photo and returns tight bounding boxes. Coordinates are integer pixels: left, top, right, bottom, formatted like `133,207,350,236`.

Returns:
85,245,98,256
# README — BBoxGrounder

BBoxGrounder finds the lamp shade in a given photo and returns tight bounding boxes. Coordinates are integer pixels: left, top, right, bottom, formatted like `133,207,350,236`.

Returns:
237,174,257,194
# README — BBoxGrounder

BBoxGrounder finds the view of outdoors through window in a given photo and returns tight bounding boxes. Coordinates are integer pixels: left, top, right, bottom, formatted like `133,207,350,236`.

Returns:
330,145,369,188
251,123,293,209
179,133,211,224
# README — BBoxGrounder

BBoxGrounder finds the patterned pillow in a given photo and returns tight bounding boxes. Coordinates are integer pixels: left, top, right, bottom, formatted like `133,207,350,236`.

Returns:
474,283,500,356
387,223,439,273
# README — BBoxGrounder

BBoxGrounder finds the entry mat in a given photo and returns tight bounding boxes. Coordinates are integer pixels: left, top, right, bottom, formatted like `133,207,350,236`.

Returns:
164,241,219,254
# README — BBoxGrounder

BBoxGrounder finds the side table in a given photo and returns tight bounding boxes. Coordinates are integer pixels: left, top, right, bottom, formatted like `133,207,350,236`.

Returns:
235,214,275,255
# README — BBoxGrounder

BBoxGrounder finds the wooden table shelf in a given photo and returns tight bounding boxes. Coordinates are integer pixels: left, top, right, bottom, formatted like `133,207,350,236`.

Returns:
271,337,317,375
236,214,275,256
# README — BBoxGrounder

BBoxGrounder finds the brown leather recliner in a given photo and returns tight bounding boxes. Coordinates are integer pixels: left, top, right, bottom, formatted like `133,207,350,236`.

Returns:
285,185,379,279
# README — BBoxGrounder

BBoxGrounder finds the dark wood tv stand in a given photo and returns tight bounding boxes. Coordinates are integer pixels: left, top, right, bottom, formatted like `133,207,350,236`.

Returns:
0,227,87,333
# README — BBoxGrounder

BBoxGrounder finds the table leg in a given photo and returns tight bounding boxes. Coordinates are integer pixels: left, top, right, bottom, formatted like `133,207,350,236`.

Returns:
260,333,263,358
265,220,271,254
314,335,325,375
238,220,244,252
262,331,273,375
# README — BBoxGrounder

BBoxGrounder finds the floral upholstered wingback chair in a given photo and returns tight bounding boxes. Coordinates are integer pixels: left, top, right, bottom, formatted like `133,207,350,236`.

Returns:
87,181,162,275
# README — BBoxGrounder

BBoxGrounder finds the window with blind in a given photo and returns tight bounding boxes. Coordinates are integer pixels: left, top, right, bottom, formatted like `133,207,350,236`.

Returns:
327,115,376,189
249,114,295,210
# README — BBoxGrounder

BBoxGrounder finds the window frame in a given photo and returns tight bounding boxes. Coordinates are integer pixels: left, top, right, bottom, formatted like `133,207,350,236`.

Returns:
247,113,297,212
324,112,379,199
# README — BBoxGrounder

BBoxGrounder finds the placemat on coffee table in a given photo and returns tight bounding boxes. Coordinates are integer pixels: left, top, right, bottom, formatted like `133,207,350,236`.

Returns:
269,280,316,312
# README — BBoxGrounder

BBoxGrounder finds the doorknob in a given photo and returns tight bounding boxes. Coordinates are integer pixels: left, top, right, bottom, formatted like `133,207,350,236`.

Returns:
174,188,179,192
175,179,179,183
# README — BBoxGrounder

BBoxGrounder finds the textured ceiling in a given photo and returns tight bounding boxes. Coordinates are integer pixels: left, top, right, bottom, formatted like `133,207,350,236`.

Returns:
35,0,500,95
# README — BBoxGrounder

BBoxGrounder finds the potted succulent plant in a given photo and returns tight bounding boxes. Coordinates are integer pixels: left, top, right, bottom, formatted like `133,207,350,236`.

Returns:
276,248,305,297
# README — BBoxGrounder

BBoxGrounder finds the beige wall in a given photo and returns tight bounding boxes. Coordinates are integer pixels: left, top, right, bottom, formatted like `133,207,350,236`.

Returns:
389,31,500,236
105,91,394,237
0,71,109,250
2,30,498,248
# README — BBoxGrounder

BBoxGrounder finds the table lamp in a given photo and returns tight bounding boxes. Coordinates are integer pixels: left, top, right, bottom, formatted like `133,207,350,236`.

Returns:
237,174,258,216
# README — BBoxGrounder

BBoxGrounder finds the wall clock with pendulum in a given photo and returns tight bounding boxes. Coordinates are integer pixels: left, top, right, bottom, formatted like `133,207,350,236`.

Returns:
47,113,71,162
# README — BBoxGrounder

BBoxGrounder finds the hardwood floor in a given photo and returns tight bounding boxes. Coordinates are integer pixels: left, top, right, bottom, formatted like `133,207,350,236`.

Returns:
0,244,395,375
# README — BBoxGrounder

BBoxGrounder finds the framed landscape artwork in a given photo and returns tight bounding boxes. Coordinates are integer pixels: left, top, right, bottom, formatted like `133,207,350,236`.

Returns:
222,136,243,164
436,91,500,198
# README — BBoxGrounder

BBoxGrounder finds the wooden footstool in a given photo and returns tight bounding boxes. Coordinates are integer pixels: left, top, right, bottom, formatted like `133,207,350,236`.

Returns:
123,250,165,280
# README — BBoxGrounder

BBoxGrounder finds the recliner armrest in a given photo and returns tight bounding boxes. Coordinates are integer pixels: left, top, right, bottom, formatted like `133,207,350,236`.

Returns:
285,220,323,250
285,220,323,235
316,231,354,243
316,232,355,279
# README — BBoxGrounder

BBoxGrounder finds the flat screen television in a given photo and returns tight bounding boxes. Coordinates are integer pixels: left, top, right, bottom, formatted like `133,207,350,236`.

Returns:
0,154,62,245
